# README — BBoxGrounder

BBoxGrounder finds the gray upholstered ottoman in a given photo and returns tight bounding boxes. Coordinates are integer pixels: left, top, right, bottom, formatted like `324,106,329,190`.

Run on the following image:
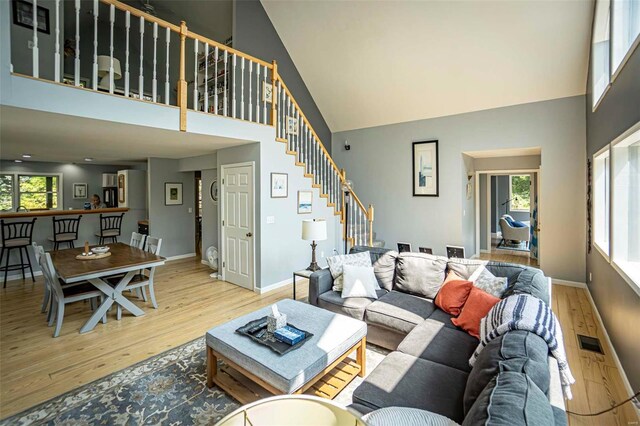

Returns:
206,299,367,403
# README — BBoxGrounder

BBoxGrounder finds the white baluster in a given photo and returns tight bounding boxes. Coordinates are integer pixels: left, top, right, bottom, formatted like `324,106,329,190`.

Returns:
165,27,170,105
223,50,228,116
152,22,158,102
214,46,218,114
255,63,260,122
139,16,144,96
287,95,291,148
232,54,237,118
240,57,245,120
74,0,80,86
92,0,98,90
248,61,252,122
32,0,39,78
204,44,209,113
124,11,130,96
109,4,115,93
54,0,60,82
193,39,198,110
263,65,267,124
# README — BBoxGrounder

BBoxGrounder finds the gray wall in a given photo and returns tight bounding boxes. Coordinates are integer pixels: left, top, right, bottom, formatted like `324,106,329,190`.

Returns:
479,174,487,250
201,168,218,262
585,37,640,390
233,0,332,153
332,96,586,282
147,158,195,258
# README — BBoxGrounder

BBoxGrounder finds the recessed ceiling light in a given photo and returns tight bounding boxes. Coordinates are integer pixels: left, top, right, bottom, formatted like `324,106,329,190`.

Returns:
21,154,31,158
14,159,23,163
84,157,94,162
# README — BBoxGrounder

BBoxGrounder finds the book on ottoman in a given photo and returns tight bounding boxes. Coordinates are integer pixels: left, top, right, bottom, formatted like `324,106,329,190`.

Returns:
274,325,306,346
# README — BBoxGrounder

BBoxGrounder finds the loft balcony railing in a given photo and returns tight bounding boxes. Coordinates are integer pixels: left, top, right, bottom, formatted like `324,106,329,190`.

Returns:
10,0,375,249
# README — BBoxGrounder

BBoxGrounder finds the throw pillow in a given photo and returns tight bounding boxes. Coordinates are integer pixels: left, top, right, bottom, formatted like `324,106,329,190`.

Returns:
468,266,508,298
512,220,528,228
394,252,448,299
363,407,460,426
341,265,379,299
451,287,500,338
326,251,373,292
434,271,473,316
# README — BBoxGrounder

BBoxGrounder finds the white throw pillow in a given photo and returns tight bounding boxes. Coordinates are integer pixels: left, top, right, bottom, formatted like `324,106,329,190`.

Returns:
326,251,373,292
468,266,508,298
341,265,379,299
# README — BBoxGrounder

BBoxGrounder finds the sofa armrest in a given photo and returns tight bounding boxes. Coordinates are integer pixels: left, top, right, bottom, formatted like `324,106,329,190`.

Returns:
548,356,567,425
309,268,334,306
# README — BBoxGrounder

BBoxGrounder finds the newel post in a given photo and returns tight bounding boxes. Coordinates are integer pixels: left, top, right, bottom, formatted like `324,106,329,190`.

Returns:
177,21,188,132
368,204,374,246
271,60,278,128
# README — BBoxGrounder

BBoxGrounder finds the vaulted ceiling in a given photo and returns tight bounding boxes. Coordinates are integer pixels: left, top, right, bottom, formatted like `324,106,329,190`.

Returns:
262,0,593,132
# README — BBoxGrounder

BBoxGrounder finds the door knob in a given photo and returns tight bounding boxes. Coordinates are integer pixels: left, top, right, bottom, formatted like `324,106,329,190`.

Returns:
246,232,253,237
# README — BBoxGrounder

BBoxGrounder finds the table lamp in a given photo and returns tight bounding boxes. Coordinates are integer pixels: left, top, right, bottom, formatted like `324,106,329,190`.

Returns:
302,219,327,271
97,55,122,89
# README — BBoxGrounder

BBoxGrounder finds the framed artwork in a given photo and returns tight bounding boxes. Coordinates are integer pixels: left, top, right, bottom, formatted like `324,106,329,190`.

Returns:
165,182,183,205
73,183,87,199
270,173,288,198
286,116,298,136
210,179,218,204
13,0,50,34
118,173,126,204
262,81,275,103
297,191,313,214
419,247,433,254
397,242,412,253
412,140,439,197
446,245,466,259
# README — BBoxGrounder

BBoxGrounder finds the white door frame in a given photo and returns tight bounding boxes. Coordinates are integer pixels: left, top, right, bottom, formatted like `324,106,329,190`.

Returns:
474,168,540,258
220,161,256,291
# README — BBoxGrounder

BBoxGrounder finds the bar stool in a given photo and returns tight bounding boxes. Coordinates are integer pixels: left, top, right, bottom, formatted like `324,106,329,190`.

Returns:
95,213,124,245
1,218,37,288
48,215,82,250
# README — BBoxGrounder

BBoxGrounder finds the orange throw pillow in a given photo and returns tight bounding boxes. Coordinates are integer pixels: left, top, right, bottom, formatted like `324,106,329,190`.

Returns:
451,286,500,338
434,271,473,316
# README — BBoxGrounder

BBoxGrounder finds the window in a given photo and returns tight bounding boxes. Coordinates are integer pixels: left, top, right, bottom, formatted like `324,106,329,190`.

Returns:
592,0,611,108
611,124,640,287
611,0,640,76
0,175,14,211
17,174,61,210
593,148,611,256
509,175,531,212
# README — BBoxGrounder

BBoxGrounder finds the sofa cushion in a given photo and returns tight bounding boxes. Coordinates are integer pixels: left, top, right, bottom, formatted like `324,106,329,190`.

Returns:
398,319,479,372
462,372,554,426
371,250,398,291
365,291,436,334
503,267,549,305
464,331,551,413
353,351,468,424
447,258,487,280
468,266,508,298
426,308,459,330
362,407,460,426
342,265,380,299
327,251,372,292
484,263,527,286
451,287,500,338
318,289,387,320
394,252,447,299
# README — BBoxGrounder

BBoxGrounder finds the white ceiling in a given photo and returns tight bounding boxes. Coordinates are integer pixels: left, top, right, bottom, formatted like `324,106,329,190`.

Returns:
262,0,593,132
0,107,250,164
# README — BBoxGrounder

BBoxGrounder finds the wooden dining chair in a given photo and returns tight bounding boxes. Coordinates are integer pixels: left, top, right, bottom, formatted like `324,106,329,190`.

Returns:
49,215,82,250
39,251,105,337
95,213,125,245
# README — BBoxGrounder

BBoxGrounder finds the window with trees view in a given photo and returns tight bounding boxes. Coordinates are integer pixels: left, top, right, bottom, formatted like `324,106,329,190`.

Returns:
509,175,531,212
0,175,14,211
17,175,60,210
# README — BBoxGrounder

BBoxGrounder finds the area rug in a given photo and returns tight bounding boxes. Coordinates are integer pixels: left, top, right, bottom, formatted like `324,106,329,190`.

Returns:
496,239,530,252
1,337,387,426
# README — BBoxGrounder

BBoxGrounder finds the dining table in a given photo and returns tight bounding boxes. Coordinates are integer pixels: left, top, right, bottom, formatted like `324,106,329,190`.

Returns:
50,242,166,333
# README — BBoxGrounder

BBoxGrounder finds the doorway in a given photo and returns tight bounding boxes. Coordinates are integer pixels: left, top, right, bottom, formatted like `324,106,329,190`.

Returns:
475,169,540,266
220,162,255,290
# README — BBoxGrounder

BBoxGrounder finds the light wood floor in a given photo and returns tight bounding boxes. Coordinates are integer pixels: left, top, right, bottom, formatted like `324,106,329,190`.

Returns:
0,257,307,419
478,246,539,267
1,257,637,424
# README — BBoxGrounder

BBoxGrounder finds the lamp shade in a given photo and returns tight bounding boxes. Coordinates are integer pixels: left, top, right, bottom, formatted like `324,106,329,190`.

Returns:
302,219,327,241
97,55,122,79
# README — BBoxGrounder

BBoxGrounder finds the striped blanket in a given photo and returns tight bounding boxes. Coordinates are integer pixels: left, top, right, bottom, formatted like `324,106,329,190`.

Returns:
469,293,575,399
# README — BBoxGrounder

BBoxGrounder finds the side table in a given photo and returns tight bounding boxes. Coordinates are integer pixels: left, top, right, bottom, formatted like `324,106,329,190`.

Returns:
292,268,325,300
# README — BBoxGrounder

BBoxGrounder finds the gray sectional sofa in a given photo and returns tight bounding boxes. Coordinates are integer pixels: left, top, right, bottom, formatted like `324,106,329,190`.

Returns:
309,246,567,425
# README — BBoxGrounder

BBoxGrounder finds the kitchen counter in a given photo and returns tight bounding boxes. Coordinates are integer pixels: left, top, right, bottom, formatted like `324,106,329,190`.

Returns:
0,207,129,219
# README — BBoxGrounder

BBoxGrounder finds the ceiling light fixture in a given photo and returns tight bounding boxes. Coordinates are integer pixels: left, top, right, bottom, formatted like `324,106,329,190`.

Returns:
84,157,94,162
22,154,31,158
14,159,23,163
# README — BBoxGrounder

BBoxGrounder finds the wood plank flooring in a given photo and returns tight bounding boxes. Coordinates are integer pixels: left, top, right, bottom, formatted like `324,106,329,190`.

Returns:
1,256,637,425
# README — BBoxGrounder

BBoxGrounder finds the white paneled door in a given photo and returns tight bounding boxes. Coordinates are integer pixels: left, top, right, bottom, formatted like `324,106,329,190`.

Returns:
222,164,254,290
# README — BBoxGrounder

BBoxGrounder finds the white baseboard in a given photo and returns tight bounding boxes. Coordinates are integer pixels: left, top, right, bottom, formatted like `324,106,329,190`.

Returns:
582,287,640,417
551,279,587,289
257,277,293,295
480,249,491,254
2,270,43,282
166,253,197,261
491,232,502,238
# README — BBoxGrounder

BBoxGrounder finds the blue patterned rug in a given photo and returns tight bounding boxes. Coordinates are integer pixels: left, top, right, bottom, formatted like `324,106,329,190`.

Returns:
0,338,240,426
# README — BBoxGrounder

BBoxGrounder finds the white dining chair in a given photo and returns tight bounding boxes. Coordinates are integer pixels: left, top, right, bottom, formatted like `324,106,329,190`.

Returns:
130,232,146,249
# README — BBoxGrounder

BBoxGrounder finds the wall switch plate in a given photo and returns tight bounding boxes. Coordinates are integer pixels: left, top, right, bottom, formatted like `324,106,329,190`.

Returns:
589,272,592,282
28,41,34,49
188,207,193,213
266,216,275,224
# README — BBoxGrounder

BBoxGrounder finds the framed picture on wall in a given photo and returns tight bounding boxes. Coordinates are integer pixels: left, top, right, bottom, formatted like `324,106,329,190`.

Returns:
73,183,88,199
13,0,50,34
297,191,313,214
165,182,183,205
412,140,439,197
210,179,218,204
271,173,288,198
286,116,298,136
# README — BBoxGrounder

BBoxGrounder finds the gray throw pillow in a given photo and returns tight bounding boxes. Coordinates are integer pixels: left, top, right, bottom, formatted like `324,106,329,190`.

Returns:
469,266,508,298
363,407,460,426
394,252,447,299
464,331,550,414
326,251,372,292
372,250,398,291
462,372,554,426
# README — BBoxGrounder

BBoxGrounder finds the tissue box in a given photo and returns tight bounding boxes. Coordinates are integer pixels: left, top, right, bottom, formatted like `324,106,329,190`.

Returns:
274,326,305,346
267,313,287,333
